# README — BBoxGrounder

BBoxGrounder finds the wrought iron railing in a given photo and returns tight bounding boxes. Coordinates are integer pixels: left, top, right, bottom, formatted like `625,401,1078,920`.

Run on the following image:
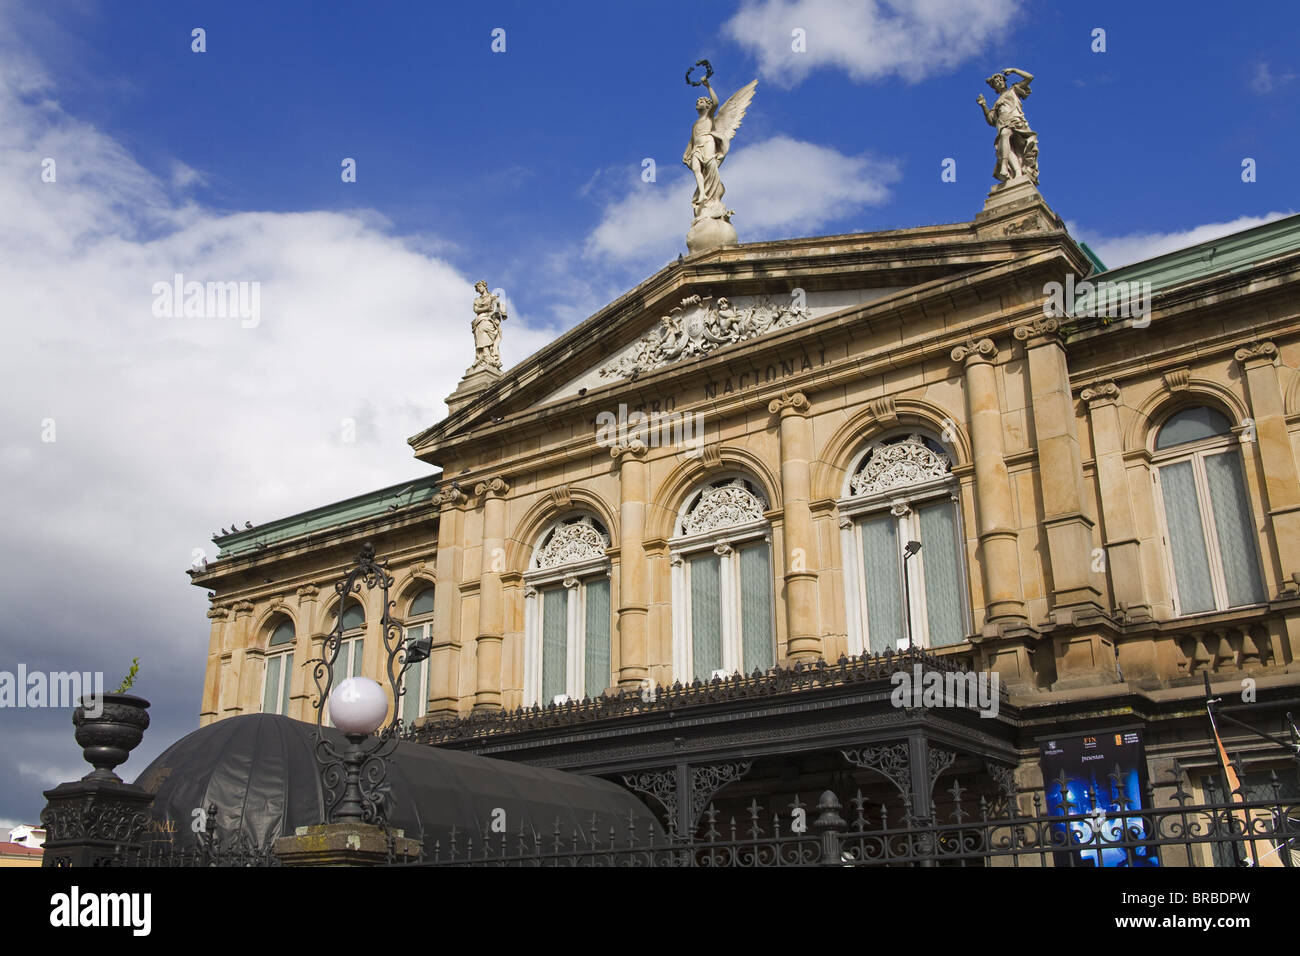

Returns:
406,647,995,746
97,762,1298,868
385,761,1298,868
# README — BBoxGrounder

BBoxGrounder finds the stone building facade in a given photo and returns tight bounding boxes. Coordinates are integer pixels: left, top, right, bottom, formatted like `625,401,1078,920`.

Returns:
189,193,1300,830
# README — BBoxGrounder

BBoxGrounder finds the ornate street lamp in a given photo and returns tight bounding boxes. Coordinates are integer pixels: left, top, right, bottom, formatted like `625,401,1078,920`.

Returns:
311,542,429,825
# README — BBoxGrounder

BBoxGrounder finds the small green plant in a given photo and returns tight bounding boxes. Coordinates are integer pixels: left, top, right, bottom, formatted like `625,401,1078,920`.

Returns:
114,657,140,694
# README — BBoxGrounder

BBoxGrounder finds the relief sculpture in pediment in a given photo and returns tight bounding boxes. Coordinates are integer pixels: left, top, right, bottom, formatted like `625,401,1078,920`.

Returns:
598,294,810,380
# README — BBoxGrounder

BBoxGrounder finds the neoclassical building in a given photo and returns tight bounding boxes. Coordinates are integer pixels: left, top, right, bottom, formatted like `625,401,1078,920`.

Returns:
190,187,1300,837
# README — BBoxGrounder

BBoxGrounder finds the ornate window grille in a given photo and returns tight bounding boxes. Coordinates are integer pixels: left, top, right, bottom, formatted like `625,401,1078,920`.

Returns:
1152,407,1266,615
523,516,612,706
670,477,775,682
839,434,970,652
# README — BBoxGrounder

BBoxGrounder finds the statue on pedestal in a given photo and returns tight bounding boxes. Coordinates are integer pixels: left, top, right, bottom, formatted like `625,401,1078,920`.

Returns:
976,67,1038,187
469,280,507,372
682,60,757,254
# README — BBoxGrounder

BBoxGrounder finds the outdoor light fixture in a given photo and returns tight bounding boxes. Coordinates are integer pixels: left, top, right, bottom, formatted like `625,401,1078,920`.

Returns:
329,677,388,736
902,540,921,651
311,542,428,826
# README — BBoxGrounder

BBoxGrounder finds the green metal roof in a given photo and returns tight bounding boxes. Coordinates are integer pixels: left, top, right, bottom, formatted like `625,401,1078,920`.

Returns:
214,473,441,559
1092,212,1300,291
1065,212,1300,320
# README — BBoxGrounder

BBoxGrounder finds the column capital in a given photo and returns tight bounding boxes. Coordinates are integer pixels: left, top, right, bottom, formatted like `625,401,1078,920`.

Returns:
1234,340,1278,367
436,485,467,507
950,337,997,365
768,390,811,417
1012,317,1062,345
610,439,647,466
474,476,510,499
1080,380,1121,406
230,600,254,617
295,584,319,603
207,606,230,621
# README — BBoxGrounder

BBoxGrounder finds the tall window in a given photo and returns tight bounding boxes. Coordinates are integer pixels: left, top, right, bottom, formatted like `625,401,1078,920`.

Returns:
322,600,366,727
840,434,969,653
670,477,775,681
331,600,366,679
1154,407,1266,615
400,587,434,725
261,618,295,716
523,516,612,706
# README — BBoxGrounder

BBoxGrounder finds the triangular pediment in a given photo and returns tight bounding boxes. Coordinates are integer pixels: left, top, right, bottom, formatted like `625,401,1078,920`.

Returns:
538,286,902,406
410,200,1085,461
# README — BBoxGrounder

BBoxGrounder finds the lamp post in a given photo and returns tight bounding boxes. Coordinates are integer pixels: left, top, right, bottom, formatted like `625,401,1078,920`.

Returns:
311,542,430,825
902,540,921,652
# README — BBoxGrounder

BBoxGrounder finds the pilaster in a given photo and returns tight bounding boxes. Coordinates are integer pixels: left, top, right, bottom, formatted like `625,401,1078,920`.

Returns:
473,477,510,711
1235,342,1300,596
769,391,822,662
612,441,650,689
1014,317,1104,625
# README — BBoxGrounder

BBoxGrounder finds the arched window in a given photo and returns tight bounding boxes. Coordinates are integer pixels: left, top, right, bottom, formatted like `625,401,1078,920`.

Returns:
670,476,774,681
839,433,969,653
523,516,612,706
400,586,435,725
1153,406,1265,615
261,618,295,716
330,599,366,680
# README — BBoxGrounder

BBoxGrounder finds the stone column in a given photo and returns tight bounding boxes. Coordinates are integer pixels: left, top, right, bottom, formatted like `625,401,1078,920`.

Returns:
290,584,319,721
200,606,228,726
612,440,650,689
769,391,822,661
1235,342,1300,595
429,485,466,716
473,477,510,711
950,339,1027,625
1014,317,1103,623
221,600,255,716
1081,382,1152,622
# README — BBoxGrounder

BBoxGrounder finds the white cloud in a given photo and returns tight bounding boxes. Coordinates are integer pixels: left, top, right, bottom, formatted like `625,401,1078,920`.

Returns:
1250,61,1295,95
724,0,1020,88
1069,212,1296,270
0,19,561,807
585,135,899,265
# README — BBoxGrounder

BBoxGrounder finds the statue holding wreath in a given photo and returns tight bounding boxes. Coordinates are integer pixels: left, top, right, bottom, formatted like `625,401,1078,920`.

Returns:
682,60,757,254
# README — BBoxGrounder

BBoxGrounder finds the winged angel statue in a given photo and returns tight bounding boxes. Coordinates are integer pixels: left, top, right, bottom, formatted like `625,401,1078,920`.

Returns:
682,61,757,253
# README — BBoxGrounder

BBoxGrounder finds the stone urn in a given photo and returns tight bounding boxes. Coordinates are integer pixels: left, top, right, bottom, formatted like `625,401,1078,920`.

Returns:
72,693,151,782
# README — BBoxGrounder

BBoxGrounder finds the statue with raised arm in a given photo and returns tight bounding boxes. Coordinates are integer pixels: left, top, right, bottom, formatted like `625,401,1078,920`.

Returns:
470,280,507,372
976,67,1038,187
682,60,757,254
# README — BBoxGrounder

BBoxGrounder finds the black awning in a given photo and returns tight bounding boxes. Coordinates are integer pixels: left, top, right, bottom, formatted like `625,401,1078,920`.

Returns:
134,714,662,850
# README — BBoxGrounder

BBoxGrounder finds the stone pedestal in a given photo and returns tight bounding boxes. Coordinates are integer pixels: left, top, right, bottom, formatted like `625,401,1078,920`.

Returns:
274,822,422,866
40,779,155,867
973,180,1065,240
686,216,737,255
446,366,502,415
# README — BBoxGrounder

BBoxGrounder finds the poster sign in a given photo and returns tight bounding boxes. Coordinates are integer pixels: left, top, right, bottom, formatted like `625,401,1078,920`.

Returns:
1038,730,1159,867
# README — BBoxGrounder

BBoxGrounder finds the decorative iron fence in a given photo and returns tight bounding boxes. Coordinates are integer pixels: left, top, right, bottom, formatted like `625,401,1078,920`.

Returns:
72,762,1298,868
388,761,1298,868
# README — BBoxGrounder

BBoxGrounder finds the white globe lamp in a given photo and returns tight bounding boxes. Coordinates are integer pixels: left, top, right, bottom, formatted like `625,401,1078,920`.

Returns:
329,677,389,736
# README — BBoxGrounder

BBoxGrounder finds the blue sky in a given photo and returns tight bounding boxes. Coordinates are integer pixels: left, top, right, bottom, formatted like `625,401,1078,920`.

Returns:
0,0,1297,826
